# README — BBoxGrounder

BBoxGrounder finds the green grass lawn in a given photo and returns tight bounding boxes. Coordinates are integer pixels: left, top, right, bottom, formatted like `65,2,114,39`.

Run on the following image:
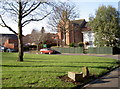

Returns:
1,53,118,88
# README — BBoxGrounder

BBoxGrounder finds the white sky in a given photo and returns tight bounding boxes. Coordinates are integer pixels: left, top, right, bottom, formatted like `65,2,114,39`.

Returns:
0,0,119,35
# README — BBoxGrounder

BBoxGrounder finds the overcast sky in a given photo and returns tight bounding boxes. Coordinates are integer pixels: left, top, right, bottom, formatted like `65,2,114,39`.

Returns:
0,0,119,35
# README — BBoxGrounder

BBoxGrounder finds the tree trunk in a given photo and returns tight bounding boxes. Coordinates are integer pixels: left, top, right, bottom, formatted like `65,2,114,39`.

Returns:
60,40,62,47
17,0,23,61
18,33,23,61
37,44,39,51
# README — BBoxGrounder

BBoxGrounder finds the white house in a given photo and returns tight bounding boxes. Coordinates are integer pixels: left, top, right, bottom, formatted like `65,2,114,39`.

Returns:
82,27,95,49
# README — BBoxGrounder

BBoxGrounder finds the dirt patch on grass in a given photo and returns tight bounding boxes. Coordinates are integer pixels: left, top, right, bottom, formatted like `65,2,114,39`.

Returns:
57,75,97,86
2,78,10,80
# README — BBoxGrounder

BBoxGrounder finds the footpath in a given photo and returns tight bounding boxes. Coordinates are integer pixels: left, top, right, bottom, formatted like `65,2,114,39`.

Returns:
81,54,120,89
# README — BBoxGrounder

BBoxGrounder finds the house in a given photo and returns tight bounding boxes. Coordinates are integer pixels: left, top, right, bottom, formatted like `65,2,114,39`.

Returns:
57,19,95,48
81,23,95,49
0,34,18,50
58,19,86,45
23,29,58,46
46,33,59,46
23,34,33,45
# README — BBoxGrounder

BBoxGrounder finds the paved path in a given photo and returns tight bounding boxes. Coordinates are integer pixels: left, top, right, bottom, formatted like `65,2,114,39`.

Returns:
82,67,120,89
80,54,120,89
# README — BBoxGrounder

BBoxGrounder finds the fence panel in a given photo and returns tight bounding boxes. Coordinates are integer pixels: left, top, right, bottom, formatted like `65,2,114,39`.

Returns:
64,48,69,53
75,48,83,53
88,47,113,54
53,47,120,54
53,47,83,53
69,48,75,53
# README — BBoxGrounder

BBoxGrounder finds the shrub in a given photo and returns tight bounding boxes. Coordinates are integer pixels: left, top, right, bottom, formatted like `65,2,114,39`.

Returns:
47,44,52,48
78,42,84,47
69,43,75,47
29,45,37,50
23,46,29,51
83,49,88,54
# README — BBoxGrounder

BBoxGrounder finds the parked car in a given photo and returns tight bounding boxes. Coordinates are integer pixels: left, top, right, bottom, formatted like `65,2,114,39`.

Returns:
0,46,7,52
6,48,17,52
40,48,55,54
0,46,17,52
0,46,4,52
40,48,61,54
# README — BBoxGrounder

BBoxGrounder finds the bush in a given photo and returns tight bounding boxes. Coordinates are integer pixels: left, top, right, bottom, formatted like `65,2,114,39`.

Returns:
69,43,75,47
47,44,52,48
29,45,37,50
23,46,29,51
42,44,52,48
113,47,120,54
83,49,88,54
78,42,84,47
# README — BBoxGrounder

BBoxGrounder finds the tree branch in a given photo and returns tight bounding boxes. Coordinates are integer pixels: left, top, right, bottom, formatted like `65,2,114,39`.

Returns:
22,12,51,27
22,1,37,15
0,15,18,35
21,1,28,11
3,2,19,15
22,2,42,18
10,2,19,14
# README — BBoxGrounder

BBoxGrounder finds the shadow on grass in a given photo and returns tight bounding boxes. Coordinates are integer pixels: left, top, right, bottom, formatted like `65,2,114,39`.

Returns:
24,58,51,60
4,70,65,74
24,60,116,64
2,64,111,69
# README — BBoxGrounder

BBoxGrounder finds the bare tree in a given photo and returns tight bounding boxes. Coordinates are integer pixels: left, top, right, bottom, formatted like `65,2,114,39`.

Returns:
0,0,51,61
30,27,47,51
48,2,79,46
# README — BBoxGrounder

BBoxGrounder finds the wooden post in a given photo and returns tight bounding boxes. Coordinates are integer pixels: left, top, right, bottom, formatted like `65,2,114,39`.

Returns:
82,67,89,77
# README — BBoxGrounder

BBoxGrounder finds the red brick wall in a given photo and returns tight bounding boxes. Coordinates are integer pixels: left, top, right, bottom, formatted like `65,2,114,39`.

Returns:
57,20,84,46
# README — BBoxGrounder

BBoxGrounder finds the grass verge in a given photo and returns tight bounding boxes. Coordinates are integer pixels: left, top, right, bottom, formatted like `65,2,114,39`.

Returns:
2,52,118,88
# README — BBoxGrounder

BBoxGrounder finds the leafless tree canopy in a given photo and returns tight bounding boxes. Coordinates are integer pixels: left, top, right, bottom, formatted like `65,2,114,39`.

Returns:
30,28,47,45
48,2,79,32
0,0,51,35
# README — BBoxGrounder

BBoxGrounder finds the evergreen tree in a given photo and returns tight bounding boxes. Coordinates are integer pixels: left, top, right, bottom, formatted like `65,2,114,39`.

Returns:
89,5,120,47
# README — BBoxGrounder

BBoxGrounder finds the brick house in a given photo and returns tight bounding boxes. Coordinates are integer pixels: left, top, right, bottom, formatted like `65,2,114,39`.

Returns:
0,34,18,50
46,33,59,45
23,30,58,46
58,19,87,46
